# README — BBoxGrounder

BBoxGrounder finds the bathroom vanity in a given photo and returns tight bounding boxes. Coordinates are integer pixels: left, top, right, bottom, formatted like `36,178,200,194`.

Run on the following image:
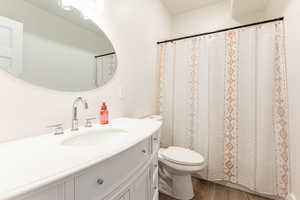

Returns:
0,118,161,200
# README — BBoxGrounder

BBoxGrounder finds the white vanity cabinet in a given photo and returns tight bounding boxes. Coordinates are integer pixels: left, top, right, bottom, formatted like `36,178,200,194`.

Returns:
75,139,150,200
12,129,160,200
19,179,74,200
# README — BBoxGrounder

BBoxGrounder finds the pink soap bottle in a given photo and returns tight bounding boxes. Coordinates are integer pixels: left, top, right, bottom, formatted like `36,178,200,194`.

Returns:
100,102,109,124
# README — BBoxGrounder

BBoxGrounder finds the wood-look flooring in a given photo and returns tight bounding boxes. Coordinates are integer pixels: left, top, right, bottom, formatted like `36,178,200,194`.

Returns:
159,178,273,200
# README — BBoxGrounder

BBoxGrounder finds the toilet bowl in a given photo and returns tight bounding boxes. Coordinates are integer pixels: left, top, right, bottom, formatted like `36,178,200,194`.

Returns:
158,146,205,200
143,115,205,200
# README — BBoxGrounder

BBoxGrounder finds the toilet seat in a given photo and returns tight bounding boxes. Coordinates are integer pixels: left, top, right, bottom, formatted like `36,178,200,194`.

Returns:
158,147,204,168
161,147,204,166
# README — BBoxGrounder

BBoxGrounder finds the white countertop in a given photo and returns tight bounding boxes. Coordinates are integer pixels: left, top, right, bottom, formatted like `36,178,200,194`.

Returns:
0,118,161,200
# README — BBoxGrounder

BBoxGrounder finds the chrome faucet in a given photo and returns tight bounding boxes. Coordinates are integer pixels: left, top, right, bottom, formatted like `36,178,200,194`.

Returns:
72,97,89,131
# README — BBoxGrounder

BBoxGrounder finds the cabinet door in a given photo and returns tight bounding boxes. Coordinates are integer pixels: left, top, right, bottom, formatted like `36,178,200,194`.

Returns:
132,168,150,200
0,16,23,75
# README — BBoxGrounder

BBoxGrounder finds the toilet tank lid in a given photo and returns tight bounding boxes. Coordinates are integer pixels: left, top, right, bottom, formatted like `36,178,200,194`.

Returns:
162,146,204,166
144,115,162,121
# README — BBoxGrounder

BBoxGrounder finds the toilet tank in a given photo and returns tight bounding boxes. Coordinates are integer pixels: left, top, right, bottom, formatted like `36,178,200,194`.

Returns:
146,115,162,121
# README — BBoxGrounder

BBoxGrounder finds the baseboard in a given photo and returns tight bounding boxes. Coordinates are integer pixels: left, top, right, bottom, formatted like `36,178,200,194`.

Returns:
287,194,296,200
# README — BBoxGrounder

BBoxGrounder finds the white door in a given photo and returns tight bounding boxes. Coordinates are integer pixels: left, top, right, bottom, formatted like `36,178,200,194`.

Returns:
132,168,150,200
0,16,23,76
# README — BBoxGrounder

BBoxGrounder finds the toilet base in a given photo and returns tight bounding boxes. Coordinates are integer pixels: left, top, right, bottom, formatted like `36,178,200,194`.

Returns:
159,166,195,200
158,147,204,200
172,174,194,200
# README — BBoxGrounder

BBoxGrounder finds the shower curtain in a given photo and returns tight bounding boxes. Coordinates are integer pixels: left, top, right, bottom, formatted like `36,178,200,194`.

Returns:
158,21,290,199
95,54,117,87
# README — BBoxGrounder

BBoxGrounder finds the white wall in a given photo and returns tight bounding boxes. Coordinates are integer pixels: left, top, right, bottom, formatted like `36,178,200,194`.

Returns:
172,0,266,38
172,0,299,199
0,0,171,143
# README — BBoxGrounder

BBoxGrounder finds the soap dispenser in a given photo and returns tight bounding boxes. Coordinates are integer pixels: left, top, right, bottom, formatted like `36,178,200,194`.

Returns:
100,102,109,124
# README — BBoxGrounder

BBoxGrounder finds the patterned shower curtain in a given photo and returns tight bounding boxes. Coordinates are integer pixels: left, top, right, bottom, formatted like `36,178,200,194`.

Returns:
158,21,290,199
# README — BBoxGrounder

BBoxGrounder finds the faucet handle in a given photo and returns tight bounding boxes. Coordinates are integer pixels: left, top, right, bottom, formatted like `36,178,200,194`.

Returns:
47,123,64,135
85,118,96,128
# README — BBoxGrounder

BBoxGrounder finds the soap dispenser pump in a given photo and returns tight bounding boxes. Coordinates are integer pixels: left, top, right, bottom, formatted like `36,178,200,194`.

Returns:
100,102,109,124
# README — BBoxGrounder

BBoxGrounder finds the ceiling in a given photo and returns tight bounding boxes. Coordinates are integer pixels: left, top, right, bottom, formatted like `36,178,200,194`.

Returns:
231,0,269,17
161,0,224,15
24,0,104,35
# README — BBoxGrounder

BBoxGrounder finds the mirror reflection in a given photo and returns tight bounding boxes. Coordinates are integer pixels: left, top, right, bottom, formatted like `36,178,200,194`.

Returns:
0,0,117,92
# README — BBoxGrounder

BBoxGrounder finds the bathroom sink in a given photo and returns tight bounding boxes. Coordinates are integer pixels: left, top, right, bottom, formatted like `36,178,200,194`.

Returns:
61,128,128,147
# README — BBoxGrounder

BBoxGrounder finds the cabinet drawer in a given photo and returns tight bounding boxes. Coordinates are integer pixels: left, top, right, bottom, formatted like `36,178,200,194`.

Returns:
75,139,150,200
151,131,160,154
119,191,129,200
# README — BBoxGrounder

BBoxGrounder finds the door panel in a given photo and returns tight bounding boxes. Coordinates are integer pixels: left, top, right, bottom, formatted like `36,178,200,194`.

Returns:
0,16,23,75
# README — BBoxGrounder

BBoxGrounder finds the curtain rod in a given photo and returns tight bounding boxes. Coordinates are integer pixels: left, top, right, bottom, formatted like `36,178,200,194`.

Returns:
157,17,284,44
95,52,116,58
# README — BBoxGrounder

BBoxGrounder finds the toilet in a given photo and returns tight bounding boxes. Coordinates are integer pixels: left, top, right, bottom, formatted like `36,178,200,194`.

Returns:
145,115,205,200
158,146,205,200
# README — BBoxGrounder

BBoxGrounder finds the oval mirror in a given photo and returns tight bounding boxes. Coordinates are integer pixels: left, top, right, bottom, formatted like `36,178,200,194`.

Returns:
0,0,117,92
